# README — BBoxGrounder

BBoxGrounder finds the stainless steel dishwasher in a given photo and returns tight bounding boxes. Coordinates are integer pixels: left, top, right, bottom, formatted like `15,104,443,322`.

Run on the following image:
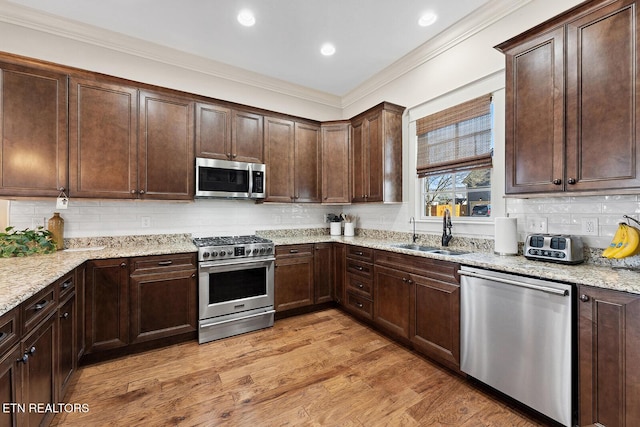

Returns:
459,266,574,427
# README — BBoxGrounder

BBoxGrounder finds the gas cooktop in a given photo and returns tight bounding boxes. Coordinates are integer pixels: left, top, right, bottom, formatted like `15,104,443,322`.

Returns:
193,235,274,262
193,235,272,247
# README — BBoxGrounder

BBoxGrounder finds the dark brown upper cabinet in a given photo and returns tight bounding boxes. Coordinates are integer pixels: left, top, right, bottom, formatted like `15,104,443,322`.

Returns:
350,102,404,203
0,61,68,197
498,0,640,194
195,102,264,164
321,122,351,204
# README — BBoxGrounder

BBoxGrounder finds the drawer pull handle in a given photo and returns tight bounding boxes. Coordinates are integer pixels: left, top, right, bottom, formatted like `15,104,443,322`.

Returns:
289,249,299,254
356,302,363,308
60,280,72,289
33,300,49,311
0,332,6,343
60,312,69,319
580,294,590,302
356,266,364,271
158,260,173,266
355,251,363,256
358,283,364,289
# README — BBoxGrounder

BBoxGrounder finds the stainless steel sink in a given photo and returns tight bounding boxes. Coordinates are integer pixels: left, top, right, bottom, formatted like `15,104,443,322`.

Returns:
390,243,467,256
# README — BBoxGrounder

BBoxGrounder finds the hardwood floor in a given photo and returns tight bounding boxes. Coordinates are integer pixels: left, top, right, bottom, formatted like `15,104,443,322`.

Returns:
52,309,544,426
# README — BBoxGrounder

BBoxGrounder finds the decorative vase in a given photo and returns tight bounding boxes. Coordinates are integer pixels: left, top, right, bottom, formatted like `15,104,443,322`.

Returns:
330,222,342,236
47,212,64,250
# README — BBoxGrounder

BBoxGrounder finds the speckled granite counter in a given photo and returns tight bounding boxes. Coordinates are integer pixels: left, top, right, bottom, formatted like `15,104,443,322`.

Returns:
3,230,640,318
0,234,197,317
262,233,640,296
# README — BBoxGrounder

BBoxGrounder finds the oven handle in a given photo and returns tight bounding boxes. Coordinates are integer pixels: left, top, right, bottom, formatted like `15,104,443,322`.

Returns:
200,257,275,269
458,269,569,296
200,310,276,328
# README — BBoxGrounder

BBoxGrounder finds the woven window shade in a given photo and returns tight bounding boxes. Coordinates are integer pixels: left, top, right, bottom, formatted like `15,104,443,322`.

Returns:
416,94,493,177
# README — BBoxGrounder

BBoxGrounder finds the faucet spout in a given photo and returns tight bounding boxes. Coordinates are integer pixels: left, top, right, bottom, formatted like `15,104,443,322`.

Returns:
409,217,418,243
442,209,453,246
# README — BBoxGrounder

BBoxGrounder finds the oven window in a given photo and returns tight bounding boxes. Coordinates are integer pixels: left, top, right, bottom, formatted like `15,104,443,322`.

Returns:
199,167,249,193
208,267,267,304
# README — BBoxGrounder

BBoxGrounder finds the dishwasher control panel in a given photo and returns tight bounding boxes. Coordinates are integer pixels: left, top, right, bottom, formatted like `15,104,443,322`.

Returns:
524,234,584,264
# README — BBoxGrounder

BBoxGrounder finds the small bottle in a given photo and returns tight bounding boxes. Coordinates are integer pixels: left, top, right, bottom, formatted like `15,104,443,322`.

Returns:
47,212,64,250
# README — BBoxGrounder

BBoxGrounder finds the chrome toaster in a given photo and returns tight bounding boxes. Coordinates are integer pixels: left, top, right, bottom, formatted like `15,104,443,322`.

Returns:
524,234,584,264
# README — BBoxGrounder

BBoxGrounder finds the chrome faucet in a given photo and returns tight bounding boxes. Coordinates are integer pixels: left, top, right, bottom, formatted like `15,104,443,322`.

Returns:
409,217,418,243
442,208,453,246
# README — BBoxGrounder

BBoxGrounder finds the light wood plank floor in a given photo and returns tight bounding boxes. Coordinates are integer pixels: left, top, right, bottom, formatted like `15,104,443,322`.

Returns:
52,309,545,426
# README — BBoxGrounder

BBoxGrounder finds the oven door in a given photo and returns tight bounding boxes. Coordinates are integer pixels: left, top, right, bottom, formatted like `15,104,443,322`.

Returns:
199,257,274,319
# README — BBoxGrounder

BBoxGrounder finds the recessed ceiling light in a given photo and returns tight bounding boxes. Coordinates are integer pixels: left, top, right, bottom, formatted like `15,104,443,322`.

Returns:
320,43,336,56
418,12,437,27
237,9,256,27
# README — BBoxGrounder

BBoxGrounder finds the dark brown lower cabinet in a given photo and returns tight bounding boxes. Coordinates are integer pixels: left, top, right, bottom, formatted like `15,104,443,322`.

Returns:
21,312,57,427
332,243,346,305
275,245,315,312
129,269,197,344
85,258,130,354
578,285,640,426
57,293,76,399
314,243,333,304
0,344,21,427
373,265,412,342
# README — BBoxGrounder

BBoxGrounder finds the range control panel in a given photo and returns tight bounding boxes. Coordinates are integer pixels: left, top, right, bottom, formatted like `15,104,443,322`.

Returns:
524,234,584,264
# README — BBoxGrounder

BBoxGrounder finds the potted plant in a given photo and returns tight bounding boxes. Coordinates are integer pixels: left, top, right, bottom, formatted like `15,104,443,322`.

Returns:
0,226,56,257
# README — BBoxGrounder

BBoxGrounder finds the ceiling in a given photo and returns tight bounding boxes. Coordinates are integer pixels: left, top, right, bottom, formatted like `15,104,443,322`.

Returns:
5,0,493,96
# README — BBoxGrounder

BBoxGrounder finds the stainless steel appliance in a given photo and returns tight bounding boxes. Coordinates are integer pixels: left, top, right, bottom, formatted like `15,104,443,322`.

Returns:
459,266,574,427
193,235,275,344
195,157,266,199
524,233,584,264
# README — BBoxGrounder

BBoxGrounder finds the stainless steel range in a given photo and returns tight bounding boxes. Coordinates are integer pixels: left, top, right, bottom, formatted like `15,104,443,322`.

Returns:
193,235,275,344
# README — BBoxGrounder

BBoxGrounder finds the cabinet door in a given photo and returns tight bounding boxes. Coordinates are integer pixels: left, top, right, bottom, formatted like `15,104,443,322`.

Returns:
321,123,350,203
75,264,86,362
332,243,346,305
21,312,56,427
565,0,640,191
350,118,367,203
411,275,460,371
129,270,197,344
85,259,130,354
233,110,264,163
195,102,232,160
0,62,67,197
264,117,295,202
139,90,194,200
69,77,138,198
373,265,411,341
366,111,383,202
57,293,76,399
294,122,321,203
274,246,314,311
314,243,332,304
0,344,21,427
578,285,640,426
503,27,565,194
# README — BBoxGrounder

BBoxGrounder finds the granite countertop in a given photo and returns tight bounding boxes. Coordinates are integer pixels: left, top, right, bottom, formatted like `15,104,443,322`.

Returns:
2,231,640,318
267,234,640,296
0,235,197,317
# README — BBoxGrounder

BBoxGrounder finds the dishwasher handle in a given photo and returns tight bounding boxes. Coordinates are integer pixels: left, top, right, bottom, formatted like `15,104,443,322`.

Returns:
458,269,569,297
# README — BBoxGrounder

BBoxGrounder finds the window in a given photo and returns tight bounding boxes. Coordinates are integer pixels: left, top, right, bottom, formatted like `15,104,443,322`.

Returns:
416,95,493,219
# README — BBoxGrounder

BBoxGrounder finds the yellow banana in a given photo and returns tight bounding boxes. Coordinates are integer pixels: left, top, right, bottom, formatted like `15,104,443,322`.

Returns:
613,225,640,259
602,223,628,258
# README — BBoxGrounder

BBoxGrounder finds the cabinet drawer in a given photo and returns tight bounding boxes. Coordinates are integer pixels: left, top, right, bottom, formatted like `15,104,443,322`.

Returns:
374,250,460,284
346,273,373,298
346,259,373,279
276,244,314,258
0,307,20,356
345,291,373,320
56,272,75,300
346,246,373,262
22,284,56,333
130,253,196,275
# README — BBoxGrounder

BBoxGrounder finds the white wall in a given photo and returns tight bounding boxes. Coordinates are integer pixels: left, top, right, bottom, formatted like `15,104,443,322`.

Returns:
6,0,639,247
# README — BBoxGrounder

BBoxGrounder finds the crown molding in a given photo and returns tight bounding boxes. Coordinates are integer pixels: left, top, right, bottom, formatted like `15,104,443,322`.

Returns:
340,0,532,109
0,1,342,108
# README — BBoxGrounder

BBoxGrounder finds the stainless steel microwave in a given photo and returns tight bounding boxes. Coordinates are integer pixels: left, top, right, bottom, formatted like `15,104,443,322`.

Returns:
195,157,266,199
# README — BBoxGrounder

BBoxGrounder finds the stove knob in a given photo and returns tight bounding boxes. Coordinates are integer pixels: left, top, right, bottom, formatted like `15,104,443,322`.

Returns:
203,252,210,258
259,248,266,254
246,249,252,255
220,250,226,256
266,247,273,253
211,251,218,257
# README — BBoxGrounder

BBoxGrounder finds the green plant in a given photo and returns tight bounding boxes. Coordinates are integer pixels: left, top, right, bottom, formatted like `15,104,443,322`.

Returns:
0,226,56,257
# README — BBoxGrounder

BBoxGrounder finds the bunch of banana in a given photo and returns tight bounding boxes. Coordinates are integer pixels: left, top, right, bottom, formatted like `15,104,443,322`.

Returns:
602,223,640,259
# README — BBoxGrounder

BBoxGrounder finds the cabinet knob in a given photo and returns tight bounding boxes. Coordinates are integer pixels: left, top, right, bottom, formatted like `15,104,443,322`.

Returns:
139,189,145,194
567,178,577,185
17,354,29,364
120,262,127,268
191,272,197,279
33,300,49,311
553,179,562,185
26,346,36,356
61,280,71,289
131,190,137,194
402,277,408,282
579,294,590,302
60,312,69,319
227,153,232,158
358,283,364,289
232,154,237,158
59,187,66,192
356,302,363,308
